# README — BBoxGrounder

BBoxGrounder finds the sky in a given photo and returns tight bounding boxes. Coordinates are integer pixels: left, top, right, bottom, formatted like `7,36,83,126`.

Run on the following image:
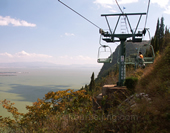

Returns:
0,0,170,65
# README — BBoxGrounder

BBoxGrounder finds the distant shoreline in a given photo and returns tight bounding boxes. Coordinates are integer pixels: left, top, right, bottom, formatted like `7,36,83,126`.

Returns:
0,71,29,76
0,75,17,76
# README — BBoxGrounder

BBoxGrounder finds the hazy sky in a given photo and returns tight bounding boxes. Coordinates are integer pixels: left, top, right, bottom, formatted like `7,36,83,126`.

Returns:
0,0,170,65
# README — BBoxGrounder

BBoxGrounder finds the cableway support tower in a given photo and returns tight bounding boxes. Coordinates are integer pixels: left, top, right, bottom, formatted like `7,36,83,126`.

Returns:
100,13,147,86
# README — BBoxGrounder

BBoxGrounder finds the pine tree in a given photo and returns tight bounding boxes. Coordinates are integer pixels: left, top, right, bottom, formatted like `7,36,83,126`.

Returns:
159,17,165,52
149,17,169,56
80,86,84,90
154,18,160,53
152,17,165,53
89,72,95,92
155,19,160,37
164,26,170,48
85,84,88,91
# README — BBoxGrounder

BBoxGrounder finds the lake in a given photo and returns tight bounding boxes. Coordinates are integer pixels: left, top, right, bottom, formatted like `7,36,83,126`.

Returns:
0,67,101,117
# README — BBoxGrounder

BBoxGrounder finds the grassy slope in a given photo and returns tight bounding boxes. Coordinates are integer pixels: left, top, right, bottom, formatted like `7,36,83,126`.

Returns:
133,44,170,132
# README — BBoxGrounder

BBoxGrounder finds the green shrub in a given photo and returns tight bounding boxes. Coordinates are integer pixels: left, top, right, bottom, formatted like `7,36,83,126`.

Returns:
124,77,138,94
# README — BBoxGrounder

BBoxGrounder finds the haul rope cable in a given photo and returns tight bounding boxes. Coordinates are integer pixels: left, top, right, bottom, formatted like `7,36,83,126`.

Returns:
144,0,150,29
115,0,124,14
58,0,101,29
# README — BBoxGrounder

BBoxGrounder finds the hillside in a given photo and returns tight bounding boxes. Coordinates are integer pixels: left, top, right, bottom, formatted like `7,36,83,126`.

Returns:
93,43,170,132
129,44,170,132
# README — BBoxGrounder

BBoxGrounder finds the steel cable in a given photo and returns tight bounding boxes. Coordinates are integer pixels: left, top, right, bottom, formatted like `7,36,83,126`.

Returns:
58,0,101,29
144,0,150,28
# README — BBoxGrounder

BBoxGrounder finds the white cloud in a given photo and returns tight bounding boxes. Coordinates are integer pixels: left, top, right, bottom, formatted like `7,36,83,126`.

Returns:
151,0,169,8
0,16,36,27
94,0,114,6
93,0,114,9
103,5,113,9
93,0,138,13
65,33,75,36
58,55,96,64
0,51,52,63
75,55,93,61
59,55,94,61
0,52,98,65
0,52,13,57
110,9,117,13
164,6,170,14
118,0,138,4
15,51,52,58
15,51,30,57
93,0,138,8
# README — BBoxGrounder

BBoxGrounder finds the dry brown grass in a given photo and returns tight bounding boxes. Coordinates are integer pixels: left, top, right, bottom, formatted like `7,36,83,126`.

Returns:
133,45,170,132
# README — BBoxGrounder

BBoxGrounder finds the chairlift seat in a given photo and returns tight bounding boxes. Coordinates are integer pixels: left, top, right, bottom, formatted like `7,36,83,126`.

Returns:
97,58,112,63
102,38,113,42
143,57,154,63
102,38,120,43
132,38,142,42
143,44,150,46
125,57,136,64
130,55,137,58
137,43,155,65
98,35,113,63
